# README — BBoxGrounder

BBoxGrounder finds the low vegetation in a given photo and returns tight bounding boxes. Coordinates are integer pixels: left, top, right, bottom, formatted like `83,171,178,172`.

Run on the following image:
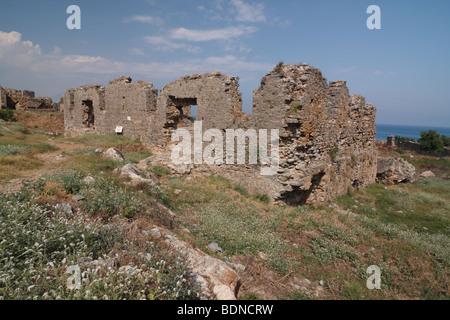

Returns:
0,114,449,300
418,130,447,153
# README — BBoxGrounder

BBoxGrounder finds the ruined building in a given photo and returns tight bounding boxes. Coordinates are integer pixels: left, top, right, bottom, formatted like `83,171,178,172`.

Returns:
63,76,159,143
63,63,377,205
0,85,35,109
0,85,59,111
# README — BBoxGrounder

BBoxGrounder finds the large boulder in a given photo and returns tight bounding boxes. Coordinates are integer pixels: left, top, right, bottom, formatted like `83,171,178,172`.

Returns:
103,148,124,162
420,171,436,178
119,164,161,191
376,157,416,185
165,234,240,300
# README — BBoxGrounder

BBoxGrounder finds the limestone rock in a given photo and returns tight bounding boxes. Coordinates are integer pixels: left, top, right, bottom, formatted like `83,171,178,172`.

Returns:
104,148,124,162
376,157,416,184
120,164,161,191
208,242,223,254
149,228,162,239
72,194,85,202
55,203,73,215
165,235,240,300
83,176,96,184
420,171,436,178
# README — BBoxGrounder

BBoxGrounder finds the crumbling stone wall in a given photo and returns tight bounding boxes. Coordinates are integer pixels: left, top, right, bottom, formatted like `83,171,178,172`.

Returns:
63,77,158,140
157,72,243,139
105,76,158,142
0,85,6,109
64,84,107,135
247,63,377,205
0,85,58,111
62,64,377,206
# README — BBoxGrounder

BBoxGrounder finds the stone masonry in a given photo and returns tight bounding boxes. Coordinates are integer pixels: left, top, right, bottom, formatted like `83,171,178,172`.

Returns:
63,77,158,141
0,85,6,109
63,64,377,205
0,85,58,111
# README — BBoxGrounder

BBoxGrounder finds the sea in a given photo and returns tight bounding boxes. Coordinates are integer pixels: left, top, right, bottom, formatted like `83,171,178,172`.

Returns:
376,124,450,142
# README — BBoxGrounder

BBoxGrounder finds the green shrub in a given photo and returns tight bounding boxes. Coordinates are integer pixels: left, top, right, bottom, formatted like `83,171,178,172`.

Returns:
0,143,31,156
150,166,170,177
81,178,143,218
273,61,284,74
0,189,200,300
252,194,270,204
395,136,415,144
124,150,152,164
233,184,249,197
49,171,87,194
441,134,450,147
329,145,339,160
418,130,444,153
0,109,15,122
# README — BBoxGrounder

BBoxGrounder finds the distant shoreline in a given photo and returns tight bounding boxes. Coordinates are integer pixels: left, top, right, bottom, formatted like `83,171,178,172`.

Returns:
376,123,450,142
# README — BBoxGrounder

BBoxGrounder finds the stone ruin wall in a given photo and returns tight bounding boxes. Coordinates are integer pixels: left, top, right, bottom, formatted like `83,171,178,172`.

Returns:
64,85,107,135
213,64,377,205
62,64,377,205
63,77,159,142
0,85,6,109
0,85,59,111
157,72,244,142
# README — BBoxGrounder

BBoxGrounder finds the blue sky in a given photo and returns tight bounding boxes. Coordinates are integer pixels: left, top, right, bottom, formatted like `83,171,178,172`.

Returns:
0,0,449,126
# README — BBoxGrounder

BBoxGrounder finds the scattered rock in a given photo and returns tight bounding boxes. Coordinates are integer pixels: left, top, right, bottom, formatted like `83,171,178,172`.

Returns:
55,203,73,215
165,235,240,300
83,176,96,184
118,265,138,276
314,285,324,298
94,149,103,154
72,195,85,202
319,280,325,286
174,189,182,195
208,242,223,254
103,148,124,162
376,157,416,185
420,171,436,178
257,252,268,260
119,164,160,191
231,263,246,272
149,228,162,239
81,258,115,270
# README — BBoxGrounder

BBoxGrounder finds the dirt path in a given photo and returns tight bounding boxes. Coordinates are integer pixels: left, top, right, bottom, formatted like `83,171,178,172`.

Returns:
0,139,85,194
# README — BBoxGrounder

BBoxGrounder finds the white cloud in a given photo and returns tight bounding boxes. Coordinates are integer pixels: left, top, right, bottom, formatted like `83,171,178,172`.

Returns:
231,0,266,23
129,48,145,56
144,36,202,53
0,30,271,98
124,15,164,26
0,30,41,60
170,25,257,42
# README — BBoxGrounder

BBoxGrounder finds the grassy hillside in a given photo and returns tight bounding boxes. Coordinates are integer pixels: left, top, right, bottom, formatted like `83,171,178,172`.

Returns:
0,115,448,300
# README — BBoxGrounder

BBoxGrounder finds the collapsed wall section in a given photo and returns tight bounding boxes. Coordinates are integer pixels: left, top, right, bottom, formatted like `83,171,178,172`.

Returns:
63,85,106,135
246,63,377,205
157,72,243,142
0,85,6,109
